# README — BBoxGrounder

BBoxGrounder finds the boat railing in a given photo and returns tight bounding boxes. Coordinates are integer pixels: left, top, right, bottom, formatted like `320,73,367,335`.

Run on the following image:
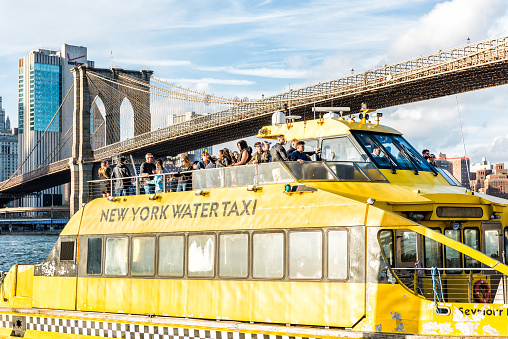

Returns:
87,162,295,201
87,160,387,201
391,267,508,304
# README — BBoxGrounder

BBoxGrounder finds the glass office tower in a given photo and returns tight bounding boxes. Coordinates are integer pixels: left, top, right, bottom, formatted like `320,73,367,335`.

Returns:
17,44,94,207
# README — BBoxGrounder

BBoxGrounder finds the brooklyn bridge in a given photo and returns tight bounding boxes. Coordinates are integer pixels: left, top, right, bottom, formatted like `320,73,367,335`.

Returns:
2,35,508,214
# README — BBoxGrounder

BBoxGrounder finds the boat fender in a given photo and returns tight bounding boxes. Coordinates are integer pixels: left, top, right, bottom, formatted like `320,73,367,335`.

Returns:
473,279,491,303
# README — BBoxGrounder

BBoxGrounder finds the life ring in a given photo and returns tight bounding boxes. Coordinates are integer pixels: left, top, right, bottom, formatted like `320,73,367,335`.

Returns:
473,280,491,303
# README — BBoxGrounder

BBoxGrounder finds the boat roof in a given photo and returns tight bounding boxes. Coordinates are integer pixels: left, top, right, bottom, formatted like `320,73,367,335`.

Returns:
257,117,402,140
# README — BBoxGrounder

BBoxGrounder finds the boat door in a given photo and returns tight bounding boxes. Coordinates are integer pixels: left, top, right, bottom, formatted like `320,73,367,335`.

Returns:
481,222,505,303
395,229,422,269
482,222,503,261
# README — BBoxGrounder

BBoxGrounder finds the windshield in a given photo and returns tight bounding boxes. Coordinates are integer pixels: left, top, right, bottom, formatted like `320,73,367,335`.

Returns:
353,132,433,172
321,137,364,162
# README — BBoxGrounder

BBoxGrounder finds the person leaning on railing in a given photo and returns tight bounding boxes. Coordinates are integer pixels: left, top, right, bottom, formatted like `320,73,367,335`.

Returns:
146,161,165,193
174,155,193,192
140,153,156,194
98,161,112,198
233,140,252,166
111,156,132,196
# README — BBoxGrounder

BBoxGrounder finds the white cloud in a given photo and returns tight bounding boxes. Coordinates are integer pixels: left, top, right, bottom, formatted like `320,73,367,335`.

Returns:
157,78,255,86
389,0,507,60
195,66,309,79
115,58,191,67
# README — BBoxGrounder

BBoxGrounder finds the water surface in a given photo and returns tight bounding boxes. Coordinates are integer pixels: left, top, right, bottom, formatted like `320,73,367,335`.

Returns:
0,234,58,271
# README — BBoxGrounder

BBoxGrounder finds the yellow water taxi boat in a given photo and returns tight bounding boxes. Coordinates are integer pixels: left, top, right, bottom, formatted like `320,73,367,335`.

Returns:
1,109,507,338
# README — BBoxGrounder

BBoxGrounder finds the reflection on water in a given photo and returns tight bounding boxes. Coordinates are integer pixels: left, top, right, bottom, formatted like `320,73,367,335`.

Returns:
0,235,58,271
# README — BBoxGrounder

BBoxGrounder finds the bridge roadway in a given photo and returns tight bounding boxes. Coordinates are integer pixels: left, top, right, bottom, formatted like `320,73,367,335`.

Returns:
2,35,508,203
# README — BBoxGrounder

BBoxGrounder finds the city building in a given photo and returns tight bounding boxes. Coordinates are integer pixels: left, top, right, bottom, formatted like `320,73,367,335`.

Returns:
435,153,471,188
471,162,508,199
0,97,18,183
17,44,94,207
470,157,494,173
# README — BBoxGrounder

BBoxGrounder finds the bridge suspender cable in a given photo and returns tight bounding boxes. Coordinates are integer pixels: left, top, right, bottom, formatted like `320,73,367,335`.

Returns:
0,84,74,190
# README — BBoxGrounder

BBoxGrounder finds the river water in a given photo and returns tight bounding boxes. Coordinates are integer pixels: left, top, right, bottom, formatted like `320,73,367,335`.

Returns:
0,234,58,271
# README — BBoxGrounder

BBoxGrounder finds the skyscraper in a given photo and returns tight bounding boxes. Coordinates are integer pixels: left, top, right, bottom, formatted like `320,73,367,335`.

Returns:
17,44,94,207
0,97,18,183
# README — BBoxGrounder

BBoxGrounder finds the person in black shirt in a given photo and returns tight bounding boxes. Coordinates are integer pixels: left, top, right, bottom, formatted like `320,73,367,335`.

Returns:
286,138,321,159
112,156,132,196
140,153,156,194
270,135,289,162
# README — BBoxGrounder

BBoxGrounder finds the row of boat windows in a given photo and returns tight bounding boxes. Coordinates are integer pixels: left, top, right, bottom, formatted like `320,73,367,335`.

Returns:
82,229,349,280
380,227,507,272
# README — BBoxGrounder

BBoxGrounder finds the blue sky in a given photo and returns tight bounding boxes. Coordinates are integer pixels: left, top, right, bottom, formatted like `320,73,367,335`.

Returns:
0,0,507,164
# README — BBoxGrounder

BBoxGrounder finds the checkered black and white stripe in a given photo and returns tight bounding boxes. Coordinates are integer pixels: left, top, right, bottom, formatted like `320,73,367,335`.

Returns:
19,315,317,339
0,313,12,329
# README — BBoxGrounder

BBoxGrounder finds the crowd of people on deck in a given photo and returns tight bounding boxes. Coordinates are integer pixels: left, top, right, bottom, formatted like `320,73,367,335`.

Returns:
97,137,442,197
98,135,322,197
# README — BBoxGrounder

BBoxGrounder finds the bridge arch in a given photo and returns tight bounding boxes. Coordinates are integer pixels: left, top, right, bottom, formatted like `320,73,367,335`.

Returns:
120,97,134,141
85,67,152,145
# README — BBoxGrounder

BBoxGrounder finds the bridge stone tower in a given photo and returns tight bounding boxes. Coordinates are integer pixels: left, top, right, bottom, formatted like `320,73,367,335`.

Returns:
69,66,153,215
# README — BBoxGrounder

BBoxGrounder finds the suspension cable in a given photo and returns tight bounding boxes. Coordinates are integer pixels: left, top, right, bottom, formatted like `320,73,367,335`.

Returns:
0,84,74,189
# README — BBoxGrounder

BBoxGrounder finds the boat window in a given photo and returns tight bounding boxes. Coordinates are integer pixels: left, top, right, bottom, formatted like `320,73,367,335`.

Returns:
325,162,370,181
436,168,462,186
392,136,432,171
300,139,319,160
289,231,322,279
424,229,442,268
105,237,128,276
219,233,248,278
253,232,284,279
444,229,462,273
87,238,102,275
60,241,75,261
354,133,393,168
355,162,388,182
371,134,412,169
159,235,184,277
224,166,257,187
131,237,155,276
353,132,434,172
379,230,394,266
284,162,336,181
257,162,294,184
321,137,363,162
328,230,348,279
188,234,215,278
400,231,417,262
464,228,480,269
484,230,500,260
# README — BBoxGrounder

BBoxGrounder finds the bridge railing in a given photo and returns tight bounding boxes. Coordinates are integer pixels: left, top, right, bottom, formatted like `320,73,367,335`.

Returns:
0,158,71,191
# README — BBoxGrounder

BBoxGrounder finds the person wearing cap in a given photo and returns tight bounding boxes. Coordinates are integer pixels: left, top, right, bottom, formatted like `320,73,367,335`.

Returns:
111,156,132,196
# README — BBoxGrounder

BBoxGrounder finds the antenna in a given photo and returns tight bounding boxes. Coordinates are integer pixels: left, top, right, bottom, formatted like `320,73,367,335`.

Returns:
288,82,291,117
456,96,472,190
